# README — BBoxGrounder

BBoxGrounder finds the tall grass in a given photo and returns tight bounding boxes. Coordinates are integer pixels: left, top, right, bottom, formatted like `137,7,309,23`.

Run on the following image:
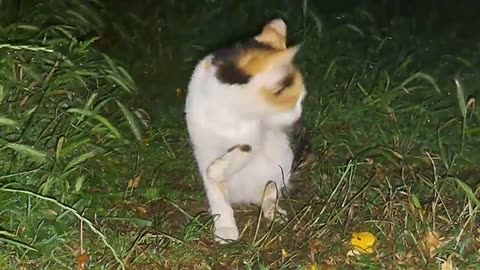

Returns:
0,0,141,268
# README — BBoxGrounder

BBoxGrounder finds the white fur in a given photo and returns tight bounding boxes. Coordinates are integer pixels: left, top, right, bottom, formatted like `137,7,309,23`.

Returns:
185,55,306,243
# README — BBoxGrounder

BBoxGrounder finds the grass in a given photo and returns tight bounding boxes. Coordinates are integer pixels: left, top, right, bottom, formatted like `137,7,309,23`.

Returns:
1,0,479,269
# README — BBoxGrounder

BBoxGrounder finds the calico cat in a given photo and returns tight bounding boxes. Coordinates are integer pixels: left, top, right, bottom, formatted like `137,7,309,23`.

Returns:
185,18,307,243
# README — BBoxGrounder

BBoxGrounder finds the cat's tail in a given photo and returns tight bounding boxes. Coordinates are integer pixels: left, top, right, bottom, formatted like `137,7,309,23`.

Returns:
290,118,315,180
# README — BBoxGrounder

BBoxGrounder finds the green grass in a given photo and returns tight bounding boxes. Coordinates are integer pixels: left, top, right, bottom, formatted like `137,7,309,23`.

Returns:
1,0,479,269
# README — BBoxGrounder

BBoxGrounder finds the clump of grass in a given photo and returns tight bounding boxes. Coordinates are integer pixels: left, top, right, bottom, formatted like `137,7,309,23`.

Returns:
0,0,143,268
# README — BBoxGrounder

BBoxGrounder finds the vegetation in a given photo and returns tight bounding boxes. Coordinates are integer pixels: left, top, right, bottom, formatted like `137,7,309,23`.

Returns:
1,0,479,269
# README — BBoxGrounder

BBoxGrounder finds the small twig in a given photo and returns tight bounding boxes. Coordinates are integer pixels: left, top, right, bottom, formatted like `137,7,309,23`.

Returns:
252,181,279,247
43,60,60,86
455,203,479,249
425,151,439,232
80,212,84,254
163,198,194,220
0,44,55,53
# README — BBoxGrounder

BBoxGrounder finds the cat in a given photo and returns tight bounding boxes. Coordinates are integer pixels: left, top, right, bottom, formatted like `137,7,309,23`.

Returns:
185,18,307,244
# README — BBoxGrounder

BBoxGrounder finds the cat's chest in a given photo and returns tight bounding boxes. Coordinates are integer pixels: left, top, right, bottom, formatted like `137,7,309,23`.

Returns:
211,116,263,143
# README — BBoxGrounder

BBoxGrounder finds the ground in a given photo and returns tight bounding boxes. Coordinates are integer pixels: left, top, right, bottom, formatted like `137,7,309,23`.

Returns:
0,0,479,269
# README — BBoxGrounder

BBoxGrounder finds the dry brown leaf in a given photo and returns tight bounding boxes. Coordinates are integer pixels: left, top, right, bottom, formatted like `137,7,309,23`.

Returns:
76,253,89,270
132,176,141,187
309,239,323,261
176,88,183,97
281,248,289,261
421,231,450,258
127,176,141,188
318,262,337,270
136,205,148,214
440,255,456,270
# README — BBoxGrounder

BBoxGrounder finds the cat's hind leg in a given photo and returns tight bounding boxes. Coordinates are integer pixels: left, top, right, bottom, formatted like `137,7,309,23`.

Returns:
204,181,239,244
261,181,287,223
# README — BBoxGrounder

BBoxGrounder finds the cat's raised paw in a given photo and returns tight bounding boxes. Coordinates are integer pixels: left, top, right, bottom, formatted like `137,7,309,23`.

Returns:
207,158,229,183
214,226,239,244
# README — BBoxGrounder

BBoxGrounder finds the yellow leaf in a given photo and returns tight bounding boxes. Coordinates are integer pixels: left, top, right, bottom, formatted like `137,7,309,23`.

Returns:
350,231,377,254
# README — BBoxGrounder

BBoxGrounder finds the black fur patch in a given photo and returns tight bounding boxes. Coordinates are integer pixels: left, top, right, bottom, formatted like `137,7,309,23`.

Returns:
215,61,252,85
239,144,252,152
211,38,274,85
227,144,252,152
212,46,250,85
274,73,295,96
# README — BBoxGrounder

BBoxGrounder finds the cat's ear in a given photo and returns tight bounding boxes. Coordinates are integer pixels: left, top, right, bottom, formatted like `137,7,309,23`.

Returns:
270,44,301,66
255,18,287,49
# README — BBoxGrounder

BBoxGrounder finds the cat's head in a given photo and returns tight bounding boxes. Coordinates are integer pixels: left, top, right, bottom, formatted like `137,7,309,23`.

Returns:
211,19,306,116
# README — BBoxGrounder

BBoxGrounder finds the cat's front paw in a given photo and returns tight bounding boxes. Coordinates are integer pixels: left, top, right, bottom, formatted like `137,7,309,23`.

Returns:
207,158,229,182
214,226,239,244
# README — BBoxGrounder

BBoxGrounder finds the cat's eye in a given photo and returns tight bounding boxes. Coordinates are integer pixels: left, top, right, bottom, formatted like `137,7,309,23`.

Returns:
274,74,294,96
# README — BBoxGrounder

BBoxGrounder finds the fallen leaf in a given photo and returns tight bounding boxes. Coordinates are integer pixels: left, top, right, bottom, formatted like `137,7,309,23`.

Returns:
176,88,183,97
350,231,377,254
441,260,454,270
127,176,141,188
76,253,89,270
136,205,148,215
346,249,360,257
318,262,337,270
440,254,456,270
309,239,323,261
133,176,141,187
421,230,449,258
281,248,288,260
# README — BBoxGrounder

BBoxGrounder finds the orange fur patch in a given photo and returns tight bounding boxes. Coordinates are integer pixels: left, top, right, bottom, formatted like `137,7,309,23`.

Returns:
261,70,304,111
236,50,278,76
255,19,287,49
236,46,299,77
